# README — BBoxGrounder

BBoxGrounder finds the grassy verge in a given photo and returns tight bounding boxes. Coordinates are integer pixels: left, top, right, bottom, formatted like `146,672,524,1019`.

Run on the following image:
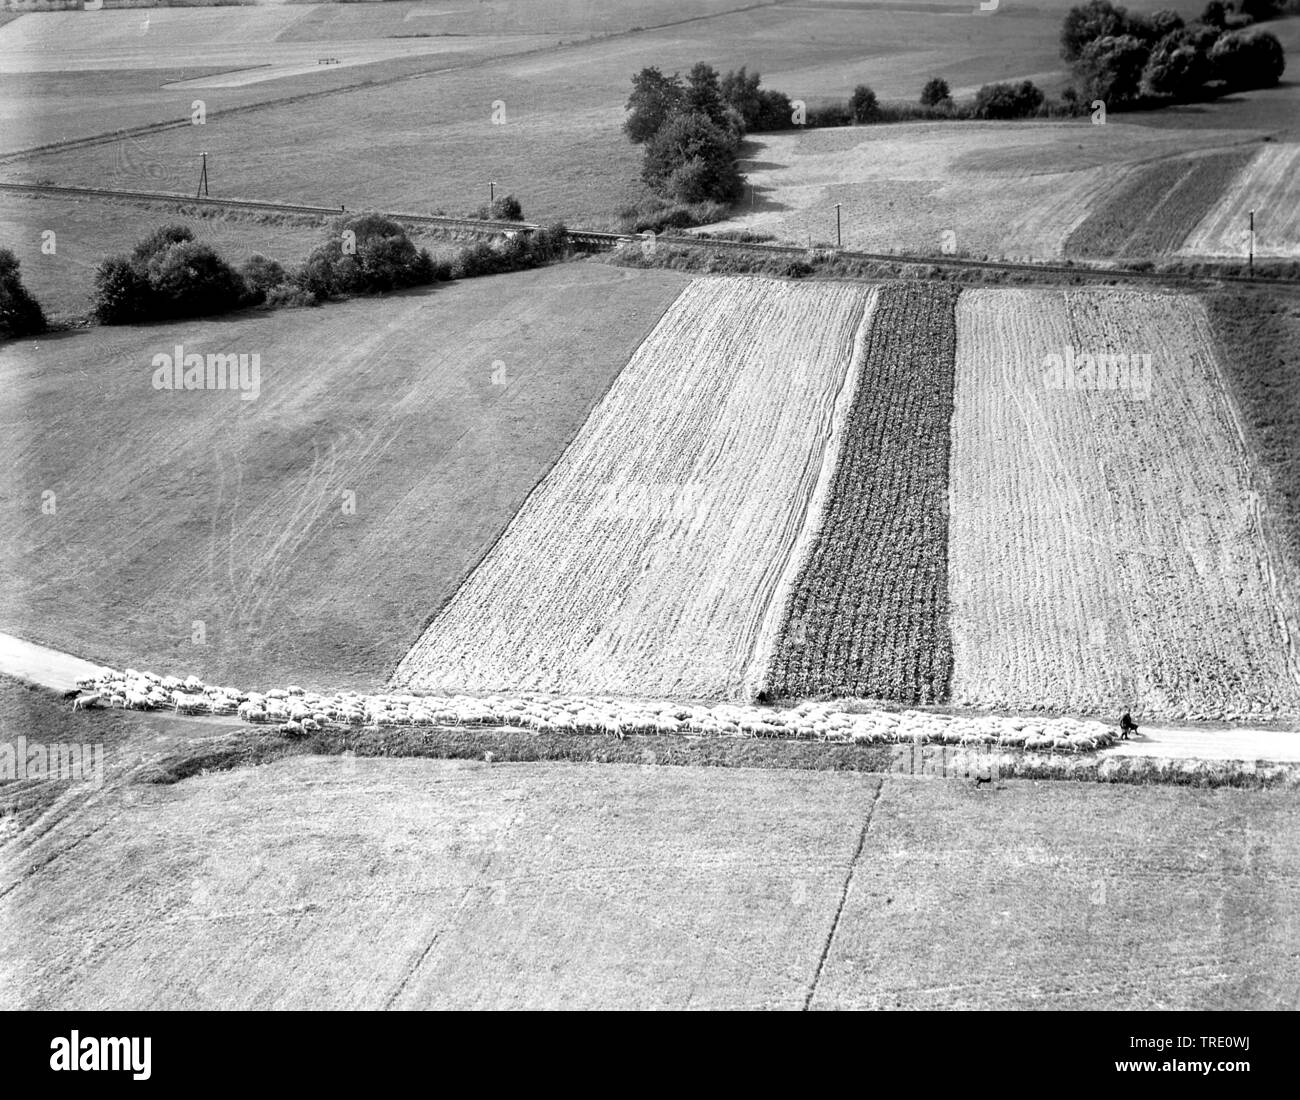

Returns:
144,721,1300,791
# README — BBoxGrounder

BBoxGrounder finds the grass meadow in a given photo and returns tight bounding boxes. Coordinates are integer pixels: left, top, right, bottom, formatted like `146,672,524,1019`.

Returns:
0,262,690,690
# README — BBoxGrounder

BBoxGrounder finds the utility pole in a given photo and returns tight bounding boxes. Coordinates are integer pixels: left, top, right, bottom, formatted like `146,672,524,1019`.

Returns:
489,180,496,204
196,151,209,198
834,202,841,249
1249,208,1255,274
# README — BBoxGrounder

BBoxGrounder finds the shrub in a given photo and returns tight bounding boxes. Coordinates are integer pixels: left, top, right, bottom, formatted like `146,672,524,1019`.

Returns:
850,84,880,122
973,80,1046,119
130,223,194,264
477,194,524,221
240,254,286,297
144,241,251,319
264,283,318,309
920,77,951,107
618,195,730,233
451,241,499,280
0,248,47,339
92,255,153,324
806,102,853,127
299,214,438,298
1210,28,1286,89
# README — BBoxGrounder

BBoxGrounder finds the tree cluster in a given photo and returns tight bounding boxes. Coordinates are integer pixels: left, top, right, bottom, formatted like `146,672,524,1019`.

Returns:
1063,1,1286,105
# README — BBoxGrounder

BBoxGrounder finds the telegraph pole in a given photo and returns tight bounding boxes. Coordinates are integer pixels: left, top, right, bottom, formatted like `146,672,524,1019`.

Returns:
834,202,842,249
1249,208,1255,274
196,151,209,198
489,180,496,204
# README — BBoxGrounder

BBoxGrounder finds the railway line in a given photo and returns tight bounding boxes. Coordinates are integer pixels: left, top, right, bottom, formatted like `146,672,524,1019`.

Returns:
1,180,1291,287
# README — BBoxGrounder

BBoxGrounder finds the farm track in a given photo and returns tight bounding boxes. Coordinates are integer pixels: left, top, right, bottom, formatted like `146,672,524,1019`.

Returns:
1,181,1292,286
764,282,958,704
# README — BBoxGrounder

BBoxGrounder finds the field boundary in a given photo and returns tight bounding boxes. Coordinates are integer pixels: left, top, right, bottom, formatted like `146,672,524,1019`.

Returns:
4,180,1295,287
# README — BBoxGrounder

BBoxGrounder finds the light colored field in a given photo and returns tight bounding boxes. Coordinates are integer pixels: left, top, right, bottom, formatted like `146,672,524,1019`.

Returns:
948,288,1300,721
1,755,878,1010
1179,143,1300,260
3,743,1296,1010
0,262,690,691
395,276,876,700
809,771,1300,1010
710,121,1258,259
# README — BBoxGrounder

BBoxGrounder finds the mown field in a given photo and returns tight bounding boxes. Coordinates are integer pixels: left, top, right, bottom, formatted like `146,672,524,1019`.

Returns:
948,287,1300,721
396,276,875,700
1064,147,1259,260
1180,143,1300,260
0,262,690,691
709,122,1258,260
765,282,957,704
3,736,1296,1009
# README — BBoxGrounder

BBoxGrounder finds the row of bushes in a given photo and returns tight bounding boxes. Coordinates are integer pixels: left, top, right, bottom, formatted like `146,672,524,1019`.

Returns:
92,210,568,325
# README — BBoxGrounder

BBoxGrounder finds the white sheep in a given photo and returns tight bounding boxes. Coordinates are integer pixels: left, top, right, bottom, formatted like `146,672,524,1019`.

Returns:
71,692,102,711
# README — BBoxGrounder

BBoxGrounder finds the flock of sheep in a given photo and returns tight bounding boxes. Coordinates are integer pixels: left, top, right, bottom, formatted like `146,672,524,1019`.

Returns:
73,668,1117,752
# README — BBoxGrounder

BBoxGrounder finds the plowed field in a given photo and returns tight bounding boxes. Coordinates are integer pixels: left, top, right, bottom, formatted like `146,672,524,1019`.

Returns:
948,288,1300,721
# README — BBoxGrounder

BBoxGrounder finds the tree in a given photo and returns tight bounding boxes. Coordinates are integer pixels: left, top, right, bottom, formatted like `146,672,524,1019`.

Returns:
920,77,951,107
1239,0,1286,21
1149,9,1186,39
684,62,728,128
973,80,1045,119
0,248,46,339
1076,34,1150,104
850,84,880,122
1210,28,1286,88
721,66,764,131
641,111,744,204
1200,0,1231,28
1140,32,1212,97
1060,0,1130,61
624,67,684,143
754,88,794,131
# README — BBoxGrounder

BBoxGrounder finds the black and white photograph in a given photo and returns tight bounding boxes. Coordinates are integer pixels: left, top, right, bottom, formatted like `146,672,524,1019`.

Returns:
0,0,1297,1053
